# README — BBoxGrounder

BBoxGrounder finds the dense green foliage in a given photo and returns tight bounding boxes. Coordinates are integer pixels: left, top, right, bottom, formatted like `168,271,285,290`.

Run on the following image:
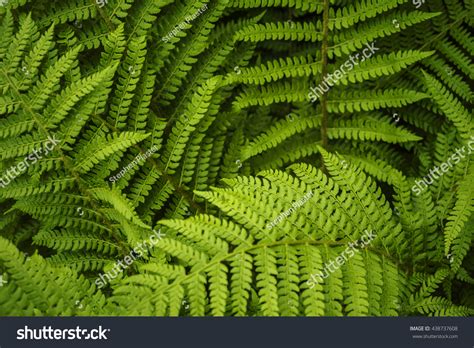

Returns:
0,0,472,316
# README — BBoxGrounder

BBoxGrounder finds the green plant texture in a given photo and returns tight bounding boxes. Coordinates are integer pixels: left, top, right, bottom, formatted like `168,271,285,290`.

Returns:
0,0,472,316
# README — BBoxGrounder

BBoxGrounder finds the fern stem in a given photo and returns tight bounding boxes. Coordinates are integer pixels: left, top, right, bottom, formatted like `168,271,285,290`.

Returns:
418,15,466,52
134,238,408,312
319,0,330,152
